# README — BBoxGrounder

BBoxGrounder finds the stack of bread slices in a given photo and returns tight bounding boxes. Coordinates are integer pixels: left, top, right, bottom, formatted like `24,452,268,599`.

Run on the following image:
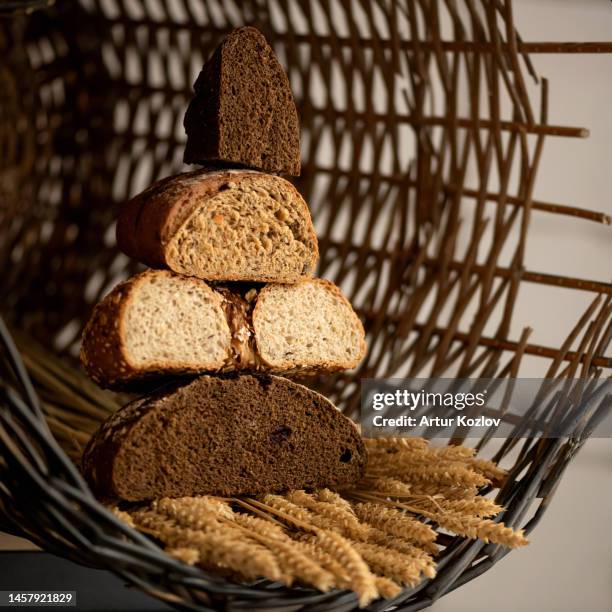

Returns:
80,27,367,503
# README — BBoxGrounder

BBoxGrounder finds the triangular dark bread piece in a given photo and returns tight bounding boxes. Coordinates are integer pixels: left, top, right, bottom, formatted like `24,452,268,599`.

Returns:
183,26,301,176
82,374,366,501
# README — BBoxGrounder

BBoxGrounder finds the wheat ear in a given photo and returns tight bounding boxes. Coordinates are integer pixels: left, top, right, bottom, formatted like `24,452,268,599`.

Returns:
368,463,489,488
428,512,528,548
417,497,503,518
286,490,370,539
166,547,200,565
351,541,428,586
374,576,402,598
353,502,437,544
130,512,282,582
465,457,507,484
363,438,428,452
313,530,379,607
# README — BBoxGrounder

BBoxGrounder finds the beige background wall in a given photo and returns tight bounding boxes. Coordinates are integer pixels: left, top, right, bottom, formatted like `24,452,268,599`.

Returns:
434,1,612,610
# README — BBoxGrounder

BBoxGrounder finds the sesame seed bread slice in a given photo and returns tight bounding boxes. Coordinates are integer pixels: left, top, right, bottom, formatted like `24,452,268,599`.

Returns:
81,374,366,502
116,169,318,283
80,271,365,389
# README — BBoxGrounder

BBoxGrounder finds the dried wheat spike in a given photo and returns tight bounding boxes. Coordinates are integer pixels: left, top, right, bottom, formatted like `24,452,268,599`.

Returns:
251,530,335,591
374,576,403,598
316,488,356,514
110,507,135,528
231,509,337,591
294,538,351,588
261,494,313,526
363,438,429,452
409,483,479,500
313,530,379,607
353,502,437,544
166,546,200,565
366,525,439,558
466,457,508,484
231,512,288,540
153,497,231,531
356,476,414,498
419,497,503,518
367,451,490,483
429,445,476,461
133,513,282,582
430,512,528,548
371,464,489,488
286,490,370,539
352,541,430,586
262,494,361,537
367,529,437,574
129,508,180,534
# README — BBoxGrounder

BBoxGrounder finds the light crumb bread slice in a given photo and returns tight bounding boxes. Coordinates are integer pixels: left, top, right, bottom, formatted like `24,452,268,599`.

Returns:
116,169,318,283
80,270,231,388
82,374,366,502
253,279,366,371
80,270,366,389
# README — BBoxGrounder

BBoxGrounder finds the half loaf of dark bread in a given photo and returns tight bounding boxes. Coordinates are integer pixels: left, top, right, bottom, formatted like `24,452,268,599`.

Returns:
81,374,366,502
183,26,301,176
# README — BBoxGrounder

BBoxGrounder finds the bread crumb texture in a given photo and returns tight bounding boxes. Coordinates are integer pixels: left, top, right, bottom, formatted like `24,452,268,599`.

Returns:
82,374,366,501
184,27,301,176
80,272,365,388
254,279,366,369
166,175,317,281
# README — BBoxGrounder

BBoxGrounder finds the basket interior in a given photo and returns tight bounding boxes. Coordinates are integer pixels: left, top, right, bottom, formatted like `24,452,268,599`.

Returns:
0,1,610,610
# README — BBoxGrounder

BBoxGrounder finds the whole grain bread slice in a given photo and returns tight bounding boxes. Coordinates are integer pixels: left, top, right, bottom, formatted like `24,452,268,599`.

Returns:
183,26,301,176
116,169,318,283
80,270,366,389
81,374,366,502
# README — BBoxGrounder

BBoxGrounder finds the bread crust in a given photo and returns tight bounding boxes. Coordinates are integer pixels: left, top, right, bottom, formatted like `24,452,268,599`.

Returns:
80,275,138,388
116,169,319,282
81,272,366,389
81,395,150,501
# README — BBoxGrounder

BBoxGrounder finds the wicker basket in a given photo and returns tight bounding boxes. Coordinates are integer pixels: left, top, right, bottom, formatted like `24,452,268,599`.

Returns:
0,1,610,610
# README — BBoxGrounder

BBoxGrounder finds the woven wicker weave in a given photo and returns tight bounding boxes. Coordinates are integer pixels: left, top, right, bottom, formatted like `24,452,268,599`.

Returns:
0,1,611,610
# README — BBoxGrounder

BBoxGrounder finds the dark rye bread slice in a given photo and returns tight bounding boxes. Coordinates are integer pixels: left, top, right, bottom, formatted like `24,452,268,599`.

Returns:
81,374,366,502
183,27,300,176
80,270,366,389
116,169,318,283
